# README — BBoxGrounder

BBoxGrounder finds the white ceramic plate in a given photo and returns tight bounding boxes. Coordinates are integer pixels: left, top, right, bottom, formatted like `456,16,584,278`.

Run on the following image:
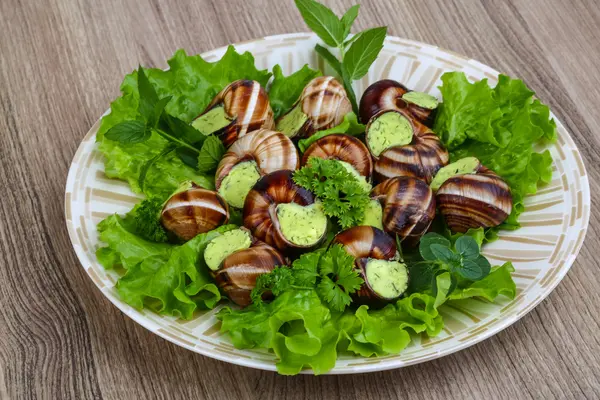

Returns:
65,33,590,374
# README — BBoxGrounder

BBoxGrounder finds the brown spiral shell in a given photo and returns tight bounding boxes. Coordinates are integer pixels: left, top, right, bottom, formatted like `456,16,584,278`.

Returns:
359,79,437,127
371,176,436,247
437,169,513,233
194,80,275,147
243,170,320,252
215,129,299,190
214,242,287,307
277,76,352,138
301,134,373,178
367,109,449,184
161,183,229,241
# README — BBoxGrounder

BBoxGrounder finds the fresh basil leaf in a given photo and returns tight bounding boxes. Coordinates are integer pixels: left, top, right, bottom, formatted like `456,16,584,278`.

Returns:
269,64,321,119
454,235,479,260
315,44,343,76
197,135,226,173
138,143,177,191
340,5,360,38
295,0,345,47
176,146,200,169
419,233,451,261
429,244,458,263
147,96,172,128
105,120,150,144
343,32,361,49
137,66,159,121
343,27,387,80
459,256,491,281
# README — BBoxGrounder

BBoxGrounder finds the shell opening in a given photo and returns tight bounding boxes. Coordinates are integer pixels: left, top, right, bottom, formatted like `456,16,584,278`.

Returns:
218,161,261,209
367,111,414,157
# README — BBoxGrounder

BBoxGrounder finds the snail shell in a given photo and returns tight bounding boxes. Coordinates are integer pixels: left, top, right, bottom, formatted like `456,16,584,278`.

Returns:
371,176,436,247
437,168,513,233
367,109,449,184
301,134,373,178
161,183,229,241
194,80,275,147
243,170,323,252
333,226,407,306
277,76,352,138
359,79,437,127
216,129,299,189
214,242,287,307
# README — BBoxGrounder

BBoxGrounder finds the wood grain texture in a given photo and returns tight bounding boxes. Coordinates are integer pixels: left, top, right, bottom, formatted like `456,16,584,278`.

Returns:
1,0,599,398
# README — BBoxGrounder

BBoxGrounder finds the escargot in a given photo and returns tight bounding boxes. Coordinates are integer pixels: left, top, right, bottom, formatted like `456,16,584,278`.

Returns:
276,76,352,139
243,170,328,252
333,226,409,306
433,157,513,232
301,134,373,179
191,80,274,147
370,176,436,247
161,182,229,241
366,109,449,184
215,129,299,208
213,241,287,307
359,79,439,127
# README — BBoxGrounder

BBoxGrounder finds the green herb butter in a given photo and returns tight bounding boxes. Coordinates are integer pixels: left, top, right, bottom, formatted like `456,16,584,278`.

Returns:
337,160,372,192
360,199,383,229
366,259,409,299
430,157,480,191
219,161,261,208
276,104,308,137
367,112,414,156
276,202,328,246
402,91,439,110
204,229,252,271
191,106,233,135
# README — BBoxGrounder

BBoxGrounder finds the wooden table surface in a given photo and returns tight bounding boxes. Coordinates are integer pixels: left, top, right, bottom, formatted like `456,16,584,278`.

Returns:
2,0,600,398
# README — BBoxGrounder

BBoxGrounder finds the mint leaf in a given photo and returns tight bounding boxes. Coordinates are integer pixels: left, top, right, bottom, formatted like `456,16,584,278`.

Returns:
159,113,205,145
459,256,491,281
314,44,344,76
454,235,479,260
341,5,360,37
175,146,200,169
197,135,226,173
269,64,321,119
343,27,387,79
147,96,172,128
430,244,458,263
137,66,159,121
105,120,150,144
419,233,451,261
295,0,345,47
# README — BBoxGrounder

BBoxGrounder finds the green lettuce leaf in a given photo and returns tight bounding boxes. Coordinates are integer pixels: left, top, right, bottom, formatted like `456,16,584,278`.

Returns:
434,72,557,231
297,112,365,152
96,214,237,318
448,262,517,301
97,47,271,198
268,64,321,119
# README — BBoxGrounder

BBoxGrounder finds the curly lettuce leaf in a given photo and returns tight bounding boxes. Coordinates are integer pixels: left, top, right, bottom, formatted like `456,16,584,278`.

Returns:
297,112,365,152
435,72,556,231
96,214,237,318
218,290,442,375
268,64,321,119
448,262,517,301
97,47,271,198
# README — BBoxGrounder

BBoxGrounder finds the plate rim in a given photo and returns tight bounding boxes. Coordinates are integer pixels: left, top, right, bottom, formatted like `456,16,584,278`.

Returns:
65,32,591,374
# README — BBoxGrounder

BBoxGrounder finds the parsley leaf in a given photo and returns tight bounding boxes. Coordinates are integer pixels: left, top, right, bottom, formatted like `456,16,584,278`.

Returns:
317,244,363,311
251,267,295,306
290,251,322,286
293,158,370,229
129,197,169,243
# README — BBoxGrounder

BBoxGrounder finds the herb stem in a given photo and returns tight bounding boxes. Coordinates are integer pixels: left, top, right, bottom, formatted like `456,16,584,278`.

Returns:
155,128,200,153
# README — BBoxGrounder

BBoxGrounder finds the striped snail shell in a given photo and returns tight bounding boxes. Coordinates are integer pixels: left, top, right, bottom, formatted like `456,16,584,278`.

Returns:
192,80,275,147
301,134,373,178
215,129,299,208
243,170,326,252
160,183,229,241
366,109,449,184
333,226,408,307
359,79,438,127
276,76,352,138
371,176,436,247
214,242,287,307
437,165,513,233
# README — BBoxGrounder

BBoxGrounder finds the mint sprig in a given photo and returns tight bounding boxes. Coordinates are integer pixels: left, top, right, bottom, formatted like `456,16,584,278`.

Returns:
295,0,387,113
